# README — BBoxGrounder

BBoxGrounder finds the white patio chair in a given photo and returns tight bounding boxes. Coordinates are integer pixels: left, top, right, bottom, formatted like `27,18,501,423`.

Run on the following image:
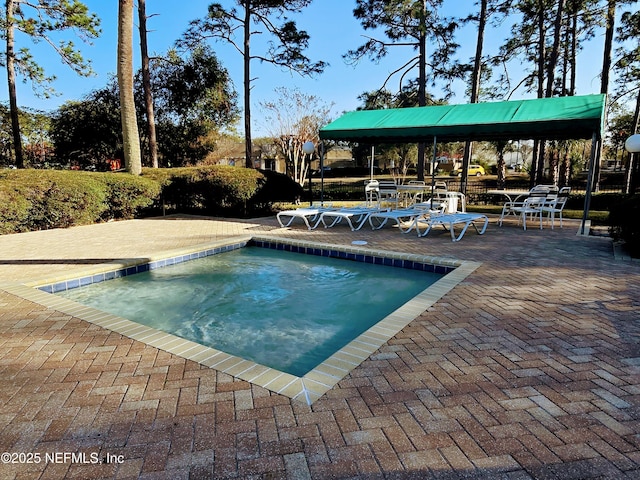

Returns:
498,191,548,230
540,186,571,229
364,180,380,207
378,180,399,208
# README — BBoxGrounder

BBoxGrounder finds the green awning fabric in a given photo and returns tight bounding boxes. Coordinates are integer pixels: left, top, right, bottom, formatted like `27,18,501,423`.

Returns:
319,94,605,143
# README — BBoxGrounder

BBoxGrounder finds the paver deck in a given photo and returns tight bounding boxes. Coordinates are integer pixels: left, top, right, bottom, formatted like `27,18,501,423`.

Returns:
0,214,638,479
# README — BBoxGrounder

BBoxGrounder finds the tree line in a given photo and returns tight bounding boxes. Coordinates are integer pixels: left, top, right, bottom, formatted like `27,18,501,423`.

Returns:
2,1,638,189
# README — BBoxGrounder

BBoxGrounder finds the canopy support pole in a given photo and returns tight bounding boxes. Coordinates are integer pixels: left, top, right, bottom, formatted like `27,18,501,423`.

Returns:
580,131,599,235
370,145,375,180
320,141,325,206
430,136,437,209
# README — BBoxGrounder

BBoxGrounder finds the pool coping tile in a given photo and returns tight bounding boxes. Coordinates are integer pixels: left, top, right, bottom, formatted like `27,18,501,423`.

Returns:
5,234,480,405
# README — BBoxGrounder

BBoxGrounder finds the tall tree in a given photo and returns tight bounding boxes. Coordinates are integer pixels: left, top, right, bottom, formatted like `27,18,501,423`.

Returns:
614,7,640,193
259,87,333,186
138,0,158,168
149,46,239,166
593,0,617,191
182,1,326,169
1,0,100,168
459,0,513,194
118,0,142,175
345,0,460,180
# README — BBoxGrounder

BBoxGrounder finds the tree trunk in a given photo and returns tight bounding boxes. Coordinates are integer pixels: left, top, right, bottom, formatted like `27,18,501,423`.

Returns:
594,0,617,192
600,0,616,95
416,0,427,181
138,0,158,168
545,0,565,97
560,143,570,186
5,0,24,168
118,0,142,175
243,1,253,168
570,10,577,95
624,88,640,194
461,0,487,195
531,1,546,186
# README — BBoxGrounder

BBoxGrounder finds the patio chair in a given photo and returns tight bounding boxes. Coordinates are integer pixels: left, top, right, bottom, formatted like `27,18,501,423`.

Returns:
319,205,383,231
412,212,489,242
378,180,399,208
364,180,380,207
498,191,548,230
540,186,571,229
276,203,334,230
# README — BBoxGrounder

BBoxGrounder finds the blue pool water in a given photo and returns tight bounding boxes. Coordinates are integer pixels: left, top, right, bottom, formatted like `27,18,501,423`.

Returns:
57,247,442,376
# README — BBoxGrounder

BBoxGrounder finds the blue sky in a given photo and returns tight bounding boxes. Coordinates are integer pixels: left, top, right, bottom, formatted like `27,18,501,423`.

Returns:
1,1,611,136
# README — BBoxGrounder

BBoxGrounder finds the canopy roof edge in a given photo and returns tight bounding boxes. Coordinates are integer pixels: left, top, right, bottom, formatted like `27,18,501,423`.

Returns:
319,94,606,143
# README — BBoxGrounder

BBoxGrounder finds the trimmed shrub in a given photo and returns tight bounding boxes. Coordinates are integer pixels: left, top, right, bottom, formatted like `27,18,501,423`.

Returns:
247,169,304,215
609,194,640,258
0,170,161,234
142,165,264,216
0,170,108,231
97,173,161,220
0,177,32,234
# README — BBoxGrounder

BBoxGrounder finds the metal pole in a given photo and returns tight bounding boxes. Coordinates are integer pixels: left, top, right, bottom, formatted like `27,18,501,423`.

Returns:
370,145,375,180
430,136,437,209
580,131,598,235
320,142,325,206
307,152,312,206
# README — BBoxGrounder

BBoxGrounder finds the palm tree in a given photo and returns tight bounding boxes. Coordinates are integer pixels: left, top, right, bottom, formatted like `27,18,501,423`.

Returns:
118,0,142,174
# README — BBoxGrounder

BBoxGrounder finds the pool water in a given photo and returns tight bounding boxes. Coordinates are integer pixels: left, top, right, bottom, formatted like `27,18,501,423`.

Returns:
57,247,441,376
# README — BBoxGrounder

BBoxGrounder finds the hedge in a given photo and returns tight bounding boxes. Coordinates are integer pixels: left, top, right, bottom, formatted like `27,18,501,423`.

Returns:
0,170,159,234
608,194,640,258
0,166,301,234
142,165,263,216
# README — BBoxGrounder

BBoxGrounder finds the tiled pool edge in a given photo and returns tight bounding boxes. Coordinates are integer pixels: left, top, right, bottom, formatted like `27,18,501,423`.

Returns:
5,235,481,405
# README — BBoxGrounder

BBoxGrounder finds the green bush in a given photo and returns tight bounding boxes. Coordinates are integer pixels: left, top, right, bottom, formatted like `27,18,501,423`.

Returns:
142,165,264,216
0,177,32,234
609,194,640,258
97,173,161,220
0,170,108,232
0,170,161,234
1,165,303,234
247,169,304,215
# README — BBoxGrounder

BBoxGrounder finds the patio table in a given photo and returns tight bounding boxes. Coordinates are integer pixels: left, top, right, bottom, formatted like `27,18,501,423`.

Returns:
486,189,531,202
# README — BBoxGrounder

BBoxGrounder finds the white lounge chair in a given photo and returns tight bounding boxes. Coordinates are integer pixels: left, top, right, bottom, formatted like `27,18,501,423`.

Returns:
276,204,334,230
319,206,383,231
413,213,489,242
367,205,436,234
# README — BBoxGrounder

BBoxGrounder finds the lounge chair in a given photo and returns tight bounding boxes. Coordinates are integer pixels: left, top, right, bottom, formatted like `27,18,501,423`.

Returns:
276,204,334,230
367,205,437,234
413,213,489,242
319,206,383,231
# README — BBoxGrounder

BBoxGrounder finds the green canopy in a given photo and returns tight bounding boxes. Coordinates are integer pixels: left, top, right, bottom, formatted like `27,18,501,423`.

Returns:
319,94,605,143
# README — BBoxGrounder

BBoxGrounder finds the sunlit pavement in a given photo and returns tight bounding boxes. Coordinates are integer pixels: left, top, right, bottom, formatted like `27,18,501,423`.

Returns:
0,214,639,479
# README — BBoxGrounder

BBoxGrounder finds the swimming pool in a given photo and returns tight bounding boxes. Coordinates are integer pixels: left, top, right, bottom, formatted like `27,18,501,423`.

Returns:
56,246,442,377
25,236,480,404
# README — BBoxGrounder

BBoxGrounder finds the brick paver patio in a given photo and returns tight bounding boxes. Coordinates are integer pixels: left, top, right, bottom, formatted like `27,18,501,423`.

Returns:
0,214,638,479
